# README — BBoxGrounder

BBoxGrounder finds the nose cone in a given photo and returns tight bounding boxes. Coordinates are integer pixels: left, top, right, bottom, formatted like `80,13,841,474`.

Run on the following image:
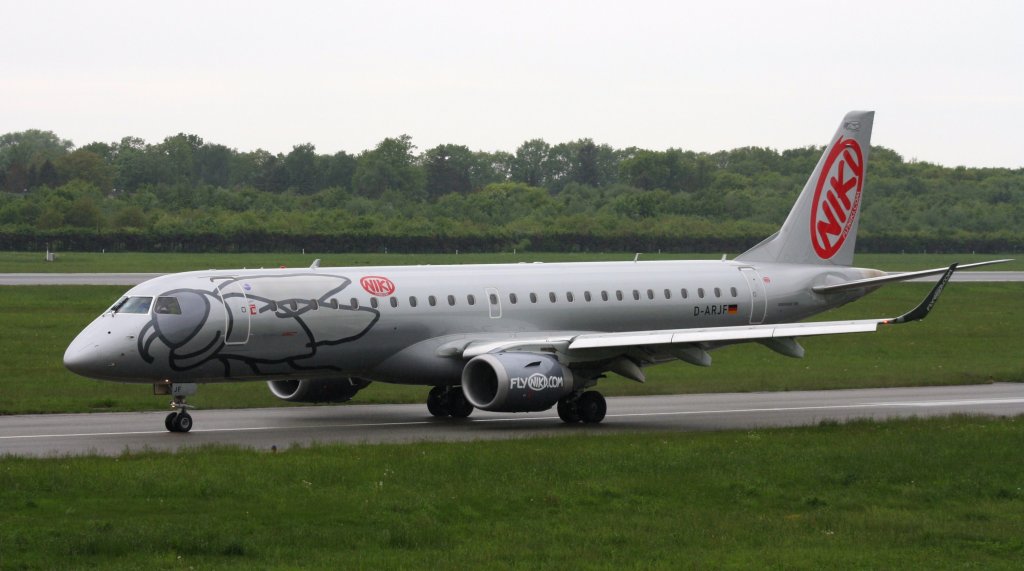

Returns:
64,332,102,378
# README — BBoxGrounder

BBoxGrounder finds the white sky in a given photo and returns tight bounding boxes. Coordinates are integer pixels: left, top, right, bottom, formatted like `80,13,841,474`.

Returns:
2,0,1021,167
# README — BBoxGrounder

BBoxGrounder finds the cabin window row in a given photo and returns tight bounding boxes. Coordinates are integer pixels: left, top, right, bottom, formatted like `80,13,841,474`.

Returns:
355,286,740,309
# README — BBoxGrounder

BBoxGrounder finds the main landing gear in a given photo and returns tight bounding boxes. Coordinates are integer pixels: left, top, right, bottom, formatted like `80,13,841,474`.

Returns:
427,386,474,419
155,382,198,433
557,391,607,424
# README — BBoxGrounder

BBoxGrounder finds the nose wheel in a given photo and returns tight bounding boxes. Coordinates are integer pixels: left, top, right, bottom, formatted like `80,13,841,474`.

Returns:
155,382,199,433
165,411,193,432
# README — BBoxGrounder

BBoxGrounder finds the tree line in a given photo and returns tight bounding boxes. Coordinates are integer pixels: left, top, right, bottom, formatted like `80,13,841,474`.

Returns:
0,129,1021,253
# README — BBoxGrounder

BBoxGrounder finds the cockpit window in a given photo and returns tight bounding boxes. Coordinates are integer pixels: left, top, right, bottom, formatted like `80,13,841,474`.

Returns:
114,296,153,314
154,296,182,315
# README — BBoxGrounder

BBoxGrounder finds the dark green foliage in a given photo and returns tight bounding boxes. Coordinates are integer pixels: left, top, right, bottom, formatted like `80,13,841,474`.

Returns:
0,129,1021,253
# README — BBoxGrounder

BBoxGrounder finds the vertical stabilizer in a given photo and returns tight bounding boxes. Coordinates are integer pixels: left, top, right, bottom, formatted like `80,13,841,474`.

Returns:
736,111,874,266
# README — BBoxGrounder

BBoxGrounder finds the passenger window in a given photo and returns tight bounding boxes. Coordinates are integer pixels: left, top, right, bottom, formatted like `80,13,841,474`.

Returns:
681,289,688,299
489,293,498,305
714,288,721,298
731,287,738,297
584,291,592,302
663,289,671,300
154,297,181,315
350,298,358,309
509,293,518,304
310,300,319,310
370,298,379,309
566,292,574,302
409,296,417,308
429,295,437,307
467,294,476,306
448,295,456,306
549,292,557,303
530,293,538,303
390,297,398,308
268,301,278,311
616,290,623,301
328,299,338,309
632,290,640,301
646,289,654,300
601,291,609,301
698,288,705,299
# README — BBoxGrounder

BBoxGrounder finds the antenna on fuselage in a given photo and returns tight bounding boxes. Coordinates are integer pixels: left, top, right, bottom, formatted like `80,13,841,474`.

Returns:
633,253,640,263
310,259,321,269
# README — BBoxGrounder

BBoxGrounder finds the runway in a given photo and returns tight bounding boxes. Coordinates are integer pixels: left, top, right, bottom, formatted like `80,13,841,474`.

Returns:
1,271,1021,286
2,383,1022,457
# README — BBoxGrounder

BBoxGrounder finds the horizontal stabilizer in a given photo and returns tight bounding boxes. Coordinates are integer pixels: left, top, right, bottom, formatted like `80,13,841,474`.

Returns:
812,259,1011,294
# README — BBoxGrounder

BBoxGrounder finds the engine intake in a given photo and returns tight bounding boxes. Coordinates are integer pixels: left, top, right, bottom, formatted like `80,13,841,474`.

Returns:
267,378,370,403
461,353,573,412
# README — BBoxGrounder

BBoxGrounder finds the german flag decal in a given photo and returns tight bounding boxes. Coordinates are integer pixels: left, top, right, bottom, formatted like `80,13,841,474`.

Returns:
727,304,739,315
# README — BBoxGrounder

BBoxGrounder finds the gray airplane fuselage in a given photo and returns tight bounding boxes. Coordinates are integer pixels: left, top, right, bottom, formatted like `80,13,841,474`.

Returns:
64,259,881,386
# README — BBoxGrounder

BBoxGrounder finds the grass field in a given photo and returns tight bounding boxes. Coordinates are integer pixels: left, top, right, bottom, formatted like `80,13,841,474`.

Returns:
1,250,1021,273
1,415,1021,569
1,282,1021,415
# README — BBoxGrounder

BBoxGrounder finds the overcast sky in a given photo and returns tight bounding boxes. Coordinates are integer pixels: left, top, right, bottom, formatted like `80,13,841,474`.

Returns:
3,0,1021,167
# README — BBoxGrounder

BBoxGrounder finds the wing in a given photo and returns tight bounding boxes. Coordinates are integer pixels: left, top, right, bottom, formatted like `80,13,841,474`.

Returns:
443,265,959,380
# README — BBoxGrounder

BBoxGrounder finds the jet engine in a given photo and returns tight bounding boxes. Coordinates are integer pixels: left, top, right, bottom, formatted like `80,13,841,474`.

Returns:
461,353,574,412
267,378,371,403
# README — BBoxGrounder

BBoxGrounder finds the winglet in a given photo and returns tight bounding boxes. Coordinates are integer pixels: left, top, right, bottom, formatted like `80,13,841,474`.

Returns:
883,264,957,325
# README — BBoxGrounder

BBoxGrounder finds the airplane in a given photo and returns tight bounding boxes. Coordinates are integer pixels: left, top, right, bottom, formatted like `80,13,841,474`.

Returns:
63,111,1009,432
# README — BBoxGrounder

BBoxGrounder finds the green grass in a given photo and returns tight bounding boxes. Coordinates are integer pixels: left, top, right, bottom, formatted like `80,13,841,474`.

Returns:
1,250,1020,273
1,415,1022,569
1,283,1021,415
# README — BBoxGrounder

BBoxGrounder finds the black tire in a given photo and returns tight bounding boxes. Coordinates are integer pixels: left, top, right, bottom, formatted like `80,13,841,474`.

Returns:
447,388,474,419
165,412,179,432
426,386,449,417
557,398,580,423
174,412,193,433
577,391,607,424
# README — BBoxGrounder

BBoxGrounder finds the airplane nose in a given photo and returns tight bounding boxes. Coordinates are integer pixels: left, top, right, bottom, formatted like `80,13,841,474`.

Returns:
63,336,101,377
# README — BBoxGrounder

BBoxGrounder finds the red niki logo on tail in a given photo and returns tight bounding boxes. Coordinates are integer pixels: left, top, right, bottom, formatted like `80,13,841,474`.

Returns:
810,137,864,259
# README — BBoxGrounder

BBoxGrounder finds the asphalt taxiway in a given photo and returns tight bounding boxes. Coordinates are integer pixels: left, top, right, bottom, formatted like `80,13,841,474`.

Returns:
1,383,1021,457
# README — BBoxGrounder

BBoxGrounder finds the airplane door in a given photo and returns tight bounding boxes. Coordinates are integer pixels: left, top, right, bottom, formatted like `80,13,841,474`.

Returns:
214,279,251,344
738,267,767,324
485,287,502,319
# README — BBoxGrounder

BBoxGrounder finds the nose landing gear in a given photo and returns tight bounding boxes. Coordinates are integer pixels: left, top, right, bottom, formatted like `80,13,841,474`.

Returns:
155,382,198,433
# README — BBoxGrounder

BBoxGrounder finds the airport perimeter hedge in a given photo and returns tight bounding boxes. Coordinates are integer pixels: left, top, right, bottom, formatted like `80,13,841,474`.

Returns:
1,228,1021,254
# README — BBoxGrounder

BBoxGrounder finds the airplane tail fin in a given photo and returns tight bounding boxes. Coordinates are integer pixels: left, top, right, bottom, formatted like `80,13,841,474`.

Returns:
735,110,874,266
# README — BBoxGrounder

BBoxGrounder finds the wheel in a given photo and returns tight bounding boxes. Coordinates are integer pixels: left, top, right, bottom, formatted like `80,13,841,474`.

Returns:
426,386,449,417
447,388,474,419
557,398,580,423
577,391,607,424
165,412,178,432
173,412,193,433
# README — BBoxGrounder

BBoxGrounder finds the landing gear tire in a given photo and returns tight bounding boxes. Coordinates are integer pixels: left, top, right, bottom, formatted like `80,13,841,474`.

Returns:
165,411,193,433
557,398,581,423
427,386,449,417
447,388,474,419
426,386,474,418
174,412,193,433
577,391,607,424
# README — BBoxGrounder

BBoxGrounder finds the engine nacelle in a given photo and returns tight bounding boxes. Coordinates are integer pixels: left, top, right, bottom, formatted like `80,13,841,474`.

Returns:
267,378,370,403
461,353,573,412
